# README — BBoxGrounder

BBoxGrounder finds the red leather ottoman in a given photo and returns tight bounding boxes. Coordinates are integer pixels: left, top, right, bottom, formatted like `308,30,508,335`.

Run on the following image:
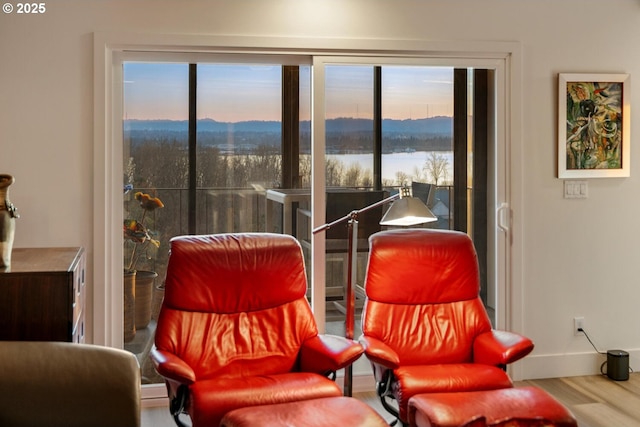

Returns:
408,386,577,427
219,396,388,427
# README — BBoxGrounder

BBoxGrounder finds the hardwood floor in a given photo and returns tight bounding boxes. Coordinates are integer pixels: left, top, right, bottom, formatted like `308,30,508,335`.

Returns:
515,373,640,427
142,373,640,427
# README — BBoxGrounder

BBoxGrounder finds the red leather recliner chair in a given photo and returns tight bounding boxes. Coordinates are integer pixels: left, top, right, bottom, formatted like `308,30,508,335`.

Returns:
151,233,364,427
359,229,534,426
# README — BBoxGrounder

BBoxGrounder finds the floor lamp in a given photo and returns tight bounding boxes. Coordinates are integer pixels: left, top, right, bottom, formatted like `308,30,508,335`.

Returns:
312,187,437,396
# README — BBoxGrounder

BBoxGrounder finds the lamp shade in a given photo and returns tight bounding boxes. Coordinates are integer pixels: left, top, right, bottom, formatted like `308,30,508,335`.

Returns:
379,197,437,226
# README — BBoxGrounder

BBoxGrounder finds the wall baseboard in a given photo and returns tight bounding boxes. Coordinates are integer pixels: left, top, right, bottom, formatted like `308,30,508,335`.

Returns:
518,348,640,380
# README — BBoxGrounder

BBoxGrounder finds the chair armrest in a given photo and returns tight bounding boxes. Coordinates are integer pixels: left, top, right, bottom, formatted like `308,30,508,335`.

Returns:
299,334,364,374
150,348,196,385
473,330,534,366
359,335,400,370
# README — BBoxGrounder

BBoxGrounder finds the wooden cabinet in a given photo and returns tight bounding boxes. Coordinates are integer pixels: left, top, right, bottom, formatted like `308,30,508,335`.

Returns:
0,247,86,343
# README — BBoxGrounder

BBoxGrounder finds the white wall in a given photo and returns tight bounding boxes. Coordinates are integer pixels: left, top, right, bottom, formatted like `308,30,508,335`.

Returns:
2,0,639,380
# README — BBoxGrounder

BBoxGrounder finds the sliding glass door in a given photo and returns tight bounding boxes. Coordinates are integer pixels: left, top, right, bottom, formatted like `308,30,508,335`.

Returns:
309,59,502,383
122,59,311,385
117,51,510,394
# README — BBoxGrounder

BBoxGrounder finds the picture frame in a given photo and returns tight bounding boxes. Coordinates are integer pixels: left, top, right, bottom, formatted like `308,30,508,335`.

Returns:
558,73,630,178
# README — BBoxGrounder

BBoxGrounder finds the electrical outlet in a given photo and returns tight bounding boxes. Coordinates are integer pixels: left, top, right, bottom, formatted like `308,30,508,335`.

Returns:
574,317,585,336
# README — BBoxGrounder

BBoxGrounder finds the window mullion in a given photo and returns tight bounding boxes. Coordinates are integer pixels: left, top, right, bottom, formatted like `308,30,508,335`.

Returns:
473,69,489,305
282,66,300,189
373,66,382,190
453,68,468,232
188,64,197,234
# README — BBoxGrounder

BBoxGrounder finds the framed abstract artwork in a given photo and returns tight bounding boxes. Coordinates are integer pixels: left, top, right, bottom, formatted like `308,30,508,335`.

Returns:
558,73,630,178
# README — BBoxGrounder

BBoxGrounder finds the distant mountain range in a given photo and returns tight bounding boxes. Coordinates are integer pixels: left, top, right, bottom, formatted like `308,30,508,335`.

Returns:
124,116,452,136
124,116,453,154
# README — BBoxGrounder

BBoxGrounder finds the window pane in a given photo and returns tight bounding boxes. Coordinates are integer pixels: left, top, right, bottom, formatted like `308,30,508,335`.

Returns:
382,66,454,229
321,65,375,339
319,65,454,340
196,64,282,234
325,65,374,188
123,62,314,387
123,62,189,384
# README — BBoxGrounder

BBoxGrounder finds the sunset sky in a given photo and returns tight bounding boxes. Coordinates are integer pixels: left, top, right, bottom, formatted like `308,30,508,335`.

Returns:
123,63,453,122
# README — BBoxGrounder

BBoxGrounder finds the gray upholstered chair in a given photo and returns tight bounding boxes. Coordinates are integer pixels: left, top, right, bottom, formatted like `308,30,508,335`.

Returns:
0,341,141,427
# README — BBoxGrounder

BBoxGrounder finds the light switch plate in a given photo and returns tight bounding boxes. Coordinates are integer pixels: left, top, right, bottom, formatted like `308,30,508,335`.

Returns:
564,180,588,199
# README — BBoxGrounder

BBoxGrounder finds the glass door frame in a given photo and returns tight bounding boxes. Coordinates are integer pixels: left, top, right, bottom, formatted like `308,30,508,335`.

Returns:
94,33,525,402
309,55,511,333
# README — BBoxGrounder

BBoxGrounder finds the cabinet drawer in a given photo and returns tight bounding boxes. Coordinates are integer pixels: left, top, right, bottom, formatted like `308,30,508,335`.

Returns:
0,247,86,342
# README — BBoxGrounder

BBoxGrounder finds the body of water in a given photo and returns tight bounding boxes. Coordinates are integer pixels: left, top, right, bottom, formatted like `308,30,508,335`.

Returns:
327,151,454,184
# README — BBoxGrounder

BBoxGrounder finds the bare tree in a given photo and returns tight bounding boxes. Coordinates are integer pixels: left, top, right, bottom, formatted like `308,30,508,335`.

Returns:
344,163,363,187
326,157,344,187
422,152,449,185
411,165,426,183
395,171,410,187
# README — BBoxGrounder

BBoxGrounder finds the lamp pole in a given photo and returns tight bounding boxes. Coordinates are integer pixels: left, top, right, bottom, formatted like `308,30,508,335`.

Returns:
344,217,357,396
311,189,436,396
312,193,400,397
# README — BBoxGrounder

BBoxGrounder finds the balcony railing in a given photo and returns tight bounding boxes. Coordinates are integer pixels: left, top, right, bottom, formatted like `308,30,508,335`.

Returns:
125,185,452,280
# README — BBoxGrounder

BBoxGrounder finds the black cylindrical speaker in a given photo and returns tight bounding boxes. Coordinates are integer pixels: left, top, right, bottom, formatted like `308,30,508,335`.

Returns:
603,349,629,381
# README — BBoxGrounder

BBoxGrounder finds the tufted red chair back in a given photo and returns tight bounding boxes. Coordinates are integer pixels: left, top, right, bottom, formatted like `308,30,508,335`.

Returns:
362,228,493,366
155,233,319,380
